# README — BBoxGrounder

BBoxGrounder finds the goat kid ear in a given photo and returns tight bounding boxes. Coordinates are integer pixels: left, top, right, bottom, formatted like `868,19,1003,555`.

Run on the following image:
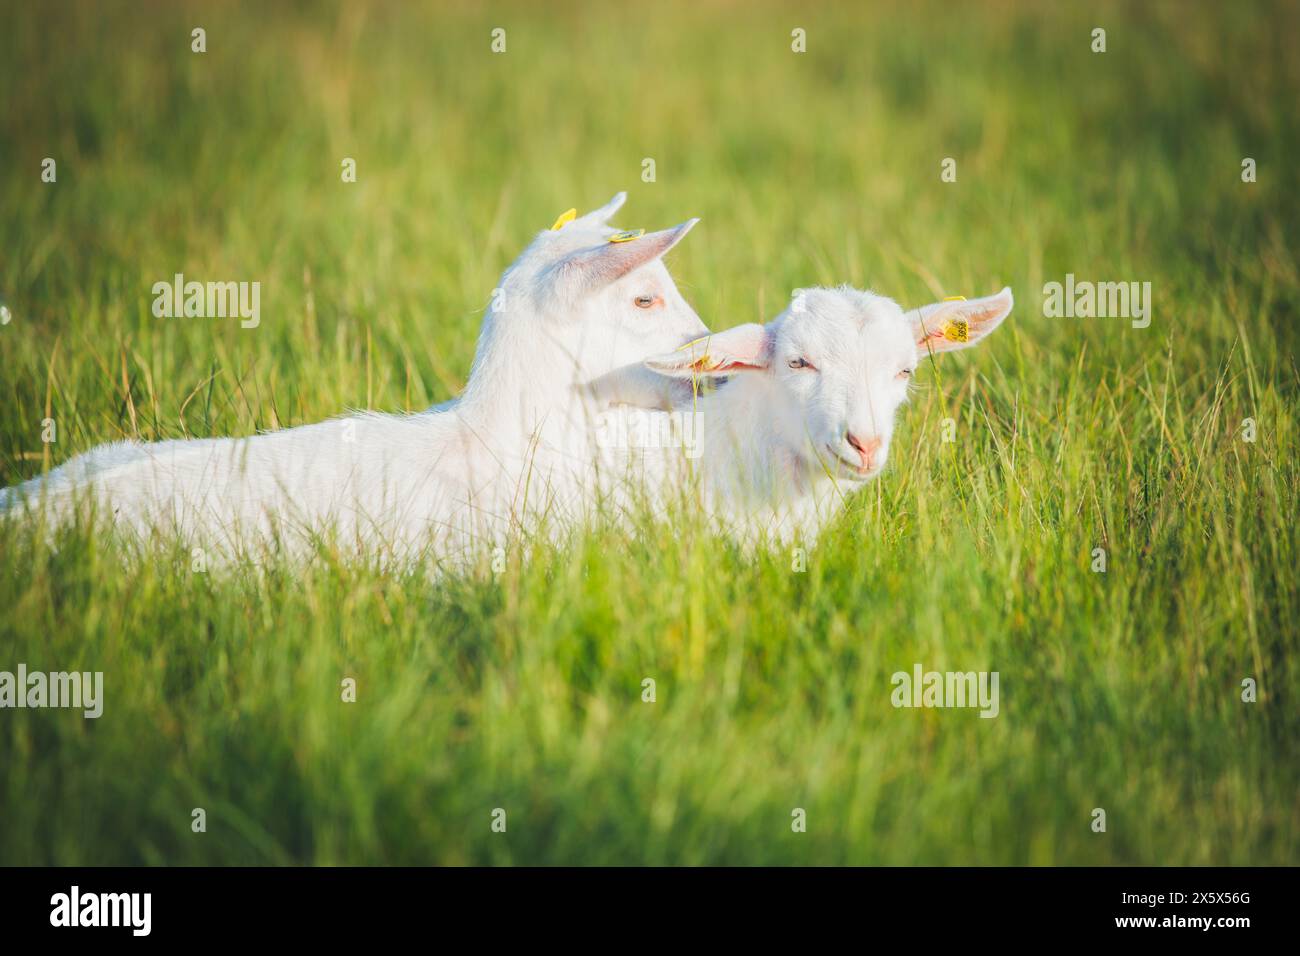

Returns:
563,218,699,293
910,287,1014,354
574,191,628,227
644,323,771,379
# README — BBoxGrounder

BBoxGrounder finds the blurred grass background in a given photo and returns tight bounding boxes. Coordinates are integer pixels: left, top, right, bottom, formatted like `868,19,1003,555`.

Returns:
0,0,1297,864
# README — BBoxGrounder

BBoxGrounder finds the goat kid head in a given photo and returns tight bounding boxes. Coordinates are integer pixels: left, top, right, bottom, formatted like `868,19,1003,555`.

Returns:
479,192,707,395
646,286,1014,482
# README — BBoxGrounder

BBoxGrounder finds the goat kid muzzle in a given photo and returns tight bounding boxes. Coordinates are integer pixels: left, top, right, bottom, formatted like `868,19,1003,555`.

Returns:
826,434,883,476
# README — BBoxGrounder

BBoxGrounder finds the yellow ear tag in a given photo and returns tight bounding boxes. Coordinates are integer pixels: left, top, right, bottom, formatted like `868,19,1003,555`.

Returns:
608,229,645,243
674,335,714,370
550,208,577,231
940,296,968,342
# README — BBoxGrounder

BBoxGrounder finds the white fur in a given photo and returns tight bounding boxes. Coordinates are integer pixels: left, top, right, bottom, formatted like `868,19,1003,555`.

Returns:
615,285,1015,547
0,192,709,567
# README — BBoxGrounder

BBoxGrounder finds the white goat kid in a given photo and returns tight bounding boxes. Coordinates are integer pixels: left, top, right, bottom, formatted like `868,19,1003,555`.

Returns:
1,192,709,565
617,285,1014,546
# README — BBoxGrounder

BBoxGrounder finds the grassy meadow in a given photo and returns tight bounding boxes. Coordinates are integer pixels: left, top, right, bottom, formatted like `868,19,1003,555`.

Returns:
1,0,1297,864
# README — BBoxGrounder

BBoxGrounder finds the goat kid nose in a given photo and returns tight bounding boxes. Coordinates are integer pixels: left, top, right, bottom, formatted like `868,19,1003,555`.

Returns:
845,432,883,470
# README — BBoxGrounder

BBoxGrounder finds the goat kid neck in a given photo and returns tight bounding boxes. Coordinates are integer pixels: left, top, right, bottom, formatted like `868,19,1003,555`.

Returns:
697,373,823,498
455,309,604,450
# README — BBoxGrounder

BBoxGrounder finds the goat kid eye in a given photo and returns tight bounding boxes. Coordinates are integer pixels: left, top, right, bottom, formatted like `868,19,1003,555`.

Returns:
634,294,658,309
788,357,816,371
897,368,914,380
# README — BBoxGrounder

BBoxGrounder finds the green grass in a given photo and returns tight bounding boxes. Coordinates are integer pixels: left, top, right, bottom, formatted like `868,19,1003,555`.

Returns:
1,0,1297,865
